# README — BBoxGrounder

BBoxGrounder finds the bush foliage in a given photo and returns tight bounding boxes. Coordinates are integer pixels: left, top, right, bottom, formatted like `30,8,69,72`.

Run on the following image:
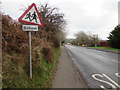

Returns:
2,3,66,88
108,25,120,49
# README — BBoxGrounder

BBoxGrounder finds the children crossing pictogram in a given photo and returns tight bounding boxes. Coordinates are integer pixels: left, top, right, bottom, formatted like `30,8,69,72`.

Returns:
30,12,38,23
25,12,32,22
18,3,44,27
25,11,38,23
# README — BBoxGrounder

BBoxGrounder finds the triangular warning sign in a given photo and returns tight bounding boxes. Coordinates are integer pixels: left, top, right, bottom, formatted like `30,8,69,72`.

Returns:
18,3,44,27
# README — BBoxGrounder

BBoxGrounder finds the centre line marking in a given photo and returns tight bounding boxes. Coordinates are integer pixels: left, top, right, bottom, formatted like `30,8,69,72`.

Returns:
111,59,120,63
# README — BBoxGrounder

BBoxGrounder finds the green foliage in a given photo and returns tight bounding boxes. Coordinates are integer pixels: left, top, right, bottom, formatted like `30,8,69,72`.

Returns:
108,25,120,49
91,47,120,51
3,48,60,88
2,3,62,88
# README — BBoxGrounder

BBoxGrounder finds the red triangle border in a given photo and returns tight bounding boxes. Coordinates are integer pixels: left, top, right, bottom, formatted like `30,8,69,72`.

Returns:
18,3,44,27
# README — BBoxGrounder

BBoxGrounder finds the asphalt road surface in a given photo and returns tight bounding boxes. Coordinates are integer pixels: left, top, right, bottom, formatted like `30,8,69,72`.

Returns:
65,45,120,89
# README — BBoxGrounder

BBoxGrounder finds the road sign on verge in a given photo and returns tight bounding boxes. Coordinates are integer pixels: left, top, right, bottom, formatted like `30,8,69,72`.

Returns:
18,3,44,78
18,3,44,27
22,25,38,31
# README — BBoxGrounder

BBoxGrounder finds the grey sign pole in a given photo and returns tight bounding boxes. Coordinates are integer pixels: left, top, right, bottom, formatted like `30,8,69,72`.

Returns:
22,25,38,78
29,31,32,78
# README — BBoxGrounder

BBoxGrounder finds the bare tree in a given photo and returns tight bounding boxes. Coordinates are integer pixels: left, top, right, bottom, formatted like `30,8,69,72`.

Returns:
37,4,67,47
74,31,99,46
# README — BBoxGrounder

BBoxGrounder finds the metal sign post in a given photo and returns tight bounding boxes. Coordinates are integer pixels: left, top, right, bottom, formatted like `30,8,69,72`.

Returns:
29,32,32,78
22,25,38,78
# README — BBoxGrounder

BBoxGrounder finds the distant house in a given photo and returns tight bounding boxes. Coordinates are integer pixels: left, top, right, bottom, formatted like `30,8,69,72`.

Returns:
99,40,109,47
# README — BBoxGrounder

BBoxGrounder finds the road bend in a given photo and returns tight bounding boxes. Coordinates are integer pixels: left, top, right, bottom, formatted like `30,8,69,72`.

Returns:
65,45,120,89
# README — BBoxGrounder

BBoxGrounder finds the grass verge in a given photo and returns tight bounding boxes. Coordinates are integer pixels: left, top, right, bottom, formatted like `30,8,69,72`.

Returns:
3,48,60,88
91,47,120,51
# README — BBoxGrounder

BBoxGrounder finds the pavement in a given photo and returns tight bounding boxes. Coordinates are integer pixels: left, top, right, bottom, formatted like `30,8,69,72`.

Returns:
65,45,119,88
52,46,87,88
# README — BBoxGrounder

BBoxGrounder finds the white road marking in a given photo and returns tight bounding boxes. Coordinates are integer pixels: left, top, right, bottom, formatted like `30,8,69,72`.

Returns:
67,46,120,87
84,50,119,64
111,59,120,63
97,56,107,59
92,74,116,88
93,54,120,64
103,74,120,88
67,49,76,61
67,50,72,57
91,53,120,64
115,73,120,77
100,85,106,89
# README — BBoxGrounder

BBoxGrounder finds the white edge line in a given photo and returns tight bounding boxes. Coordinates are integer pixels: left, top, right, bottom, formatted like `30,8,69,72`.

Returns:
111,59,120,63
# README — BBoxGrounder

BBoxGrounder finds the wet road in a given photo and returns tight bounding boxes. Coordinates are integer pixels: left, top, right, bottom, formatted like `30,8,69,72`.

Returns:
65,45,120,89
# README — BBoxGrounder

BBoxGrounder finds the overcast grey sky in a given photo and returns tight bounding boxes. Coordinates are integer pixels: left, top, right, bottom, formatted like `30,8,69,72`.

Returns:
1,0,119,40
